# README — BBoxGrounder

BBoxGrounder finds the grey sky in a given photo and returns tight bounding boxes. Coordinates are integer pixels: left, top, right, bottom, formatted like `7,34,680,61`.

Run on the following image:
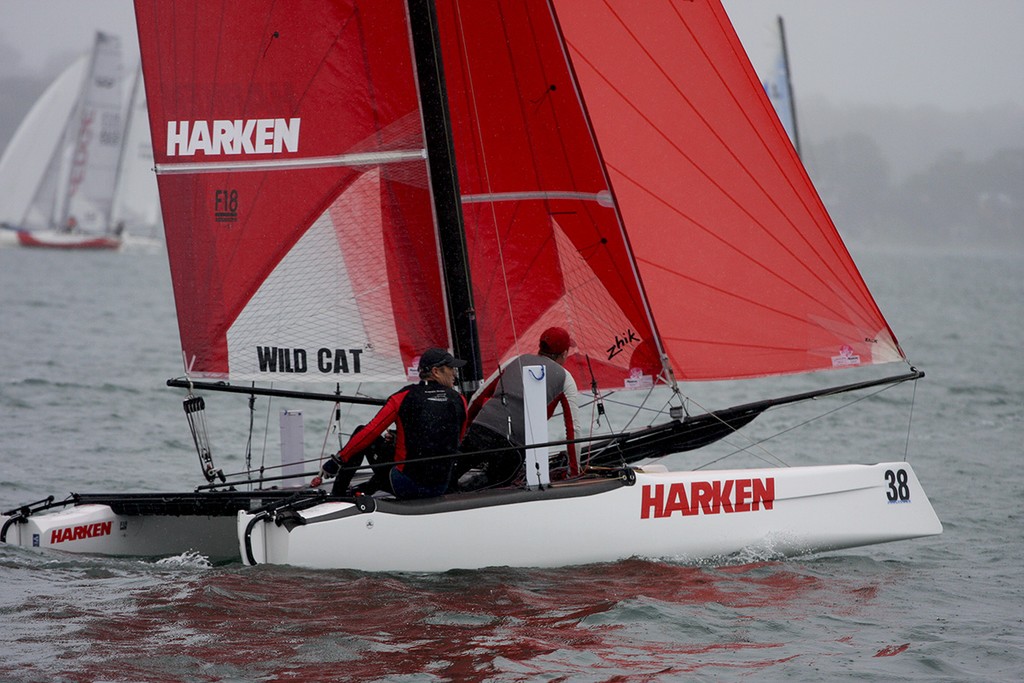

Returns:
724,0,1024,113
1,0,1022,113
0,1,140,75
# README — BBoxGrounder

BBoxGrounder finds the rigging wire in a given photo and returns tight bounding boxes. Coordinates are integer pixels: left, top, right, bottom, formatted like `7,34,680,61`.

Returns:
318,400,341,465
690,378,915,471
258,390,273,489
244,392,256,484
585,355,606,428
613,382,661,432
337,382,362,448
584,372,605,469
580,382,665,465
903,373,919,462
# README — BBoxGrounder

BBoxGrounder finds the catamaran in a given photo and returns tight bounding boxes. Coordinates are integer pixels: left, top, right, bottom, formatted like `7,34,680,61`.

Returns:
2,0,940,571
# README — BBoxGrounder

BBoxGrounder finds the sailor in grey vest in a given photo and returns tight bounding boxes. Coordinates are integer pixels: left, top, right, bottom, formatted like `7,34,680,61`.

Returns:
455,327,582,489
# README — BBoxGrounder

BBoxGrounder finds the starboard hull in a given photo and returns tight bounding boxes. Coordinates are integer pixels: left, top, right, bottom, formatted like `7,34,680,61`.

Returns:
241,462,942,572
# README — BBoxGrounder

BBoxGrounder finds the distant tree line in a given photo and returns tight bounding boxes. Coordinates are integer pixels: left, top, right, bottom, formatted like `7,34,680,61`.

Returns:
809,134,1022,249
794,97,1024,251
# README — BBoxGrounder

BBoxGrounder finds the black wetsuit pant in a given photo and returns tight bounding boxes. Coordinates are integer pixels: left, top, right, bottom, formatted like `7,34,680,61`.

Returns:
453,422,526,490
331,426,395,496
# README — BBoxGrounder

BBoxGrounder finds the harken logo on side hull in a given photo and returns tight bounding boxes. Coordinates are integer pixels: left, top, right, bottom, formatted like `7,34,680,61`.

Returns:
50,521,113,544
641,478,775,519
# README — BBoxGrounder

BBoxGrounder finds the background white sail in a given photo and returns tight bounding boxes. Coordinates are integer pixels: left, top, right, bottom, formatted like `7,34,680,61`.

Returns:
60,31,124,233
0,55,87,228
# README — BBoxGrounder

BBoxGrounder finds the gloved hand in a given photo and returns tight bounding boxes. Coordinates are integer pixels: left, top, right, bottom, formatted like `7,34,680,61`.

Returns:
319,453,343,480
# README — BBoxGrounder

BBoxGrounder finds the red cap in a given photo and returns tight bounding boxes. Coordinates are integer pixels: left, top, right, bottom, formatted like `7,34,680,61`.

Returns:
539,326,573,355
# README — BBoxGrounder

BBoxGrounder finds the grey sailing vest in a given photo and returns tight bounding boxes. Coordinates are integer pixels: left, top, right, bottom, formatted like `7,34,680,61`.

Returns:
472,354,567,446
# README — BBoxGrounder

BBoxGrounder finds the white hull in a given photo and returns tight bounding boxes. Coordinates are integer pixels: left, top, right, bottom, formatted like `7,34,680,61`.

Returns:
3,463,940,570
3,504,239,563
1,491,304,563
242,462,942,572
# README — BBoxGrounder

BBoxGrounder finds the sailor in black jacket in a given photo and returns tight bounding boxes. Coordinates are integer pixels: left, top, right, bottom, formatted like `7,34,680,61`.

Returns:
315,348,468,499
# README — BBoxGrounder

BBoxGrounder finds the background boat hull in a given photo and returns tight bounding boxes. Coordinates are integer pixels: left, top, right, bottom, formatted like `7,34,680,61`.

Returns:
16,230,121,250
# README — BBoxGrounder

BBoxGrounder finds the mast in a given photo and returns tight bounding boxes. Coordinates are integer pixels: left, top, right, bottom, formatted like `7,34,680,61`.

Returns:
777,16,802,158
406,0,482,389
109,64,143,236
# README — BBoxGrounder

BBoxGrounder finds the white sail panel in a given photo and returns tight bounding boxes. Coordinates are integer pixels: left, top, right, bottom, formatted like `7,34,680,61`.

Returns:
63,32,124,233
225,171,410,384
0,56,88,227
21,140,69,229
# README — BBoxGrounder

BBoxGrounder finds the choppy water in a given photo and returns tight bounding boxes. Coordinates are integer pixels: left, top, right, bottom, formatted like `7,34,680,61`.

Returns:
1,243,1022,682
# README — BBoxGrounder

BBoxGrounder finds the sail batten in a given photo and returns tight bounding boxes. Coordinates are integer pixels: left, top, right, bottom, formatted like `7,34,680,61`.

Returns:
155,150,427,175
462,190,610,205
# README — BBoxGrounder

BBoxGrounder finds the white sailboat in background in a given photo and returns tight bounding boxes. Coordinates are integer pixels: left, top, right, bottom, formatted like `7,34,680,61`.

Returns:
0,32,161,250
3,0,940,571
762,15,802,158
15,31,125,249
0,54,88,247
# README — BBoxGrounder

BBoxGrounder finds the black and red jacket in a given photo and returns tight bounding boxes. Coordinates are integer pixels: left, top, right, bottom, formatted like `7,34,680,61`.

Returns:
338,380,468,485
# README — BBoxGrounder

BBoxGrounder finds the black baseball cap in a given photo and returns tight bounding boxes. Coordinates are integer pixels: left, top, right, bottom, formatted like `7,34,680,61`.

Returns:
417,348,467,372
